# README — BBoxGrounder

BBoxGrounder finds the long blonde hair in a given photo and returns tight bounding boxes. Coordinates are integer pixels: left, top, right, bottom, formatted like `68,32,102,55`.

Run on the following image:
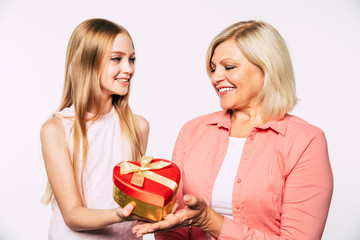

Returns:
42,18,144,204
206,20,298,122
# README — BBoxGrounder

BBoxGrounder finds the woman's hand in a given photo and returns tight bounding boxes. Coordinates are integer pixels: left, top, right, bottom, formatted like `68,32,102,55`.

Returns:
132,195,224,238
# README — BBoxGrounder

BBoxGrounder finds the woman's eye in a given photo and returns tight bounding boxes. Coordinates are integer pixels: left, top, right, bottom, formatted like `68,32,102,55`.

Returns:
225,66,235,70
111,57,122,62
129,57,136,64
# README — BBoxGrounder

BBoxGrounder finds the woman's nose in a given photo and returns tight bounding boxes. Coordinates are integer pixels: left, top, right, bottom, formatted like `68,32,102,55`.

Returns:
211,68,225,85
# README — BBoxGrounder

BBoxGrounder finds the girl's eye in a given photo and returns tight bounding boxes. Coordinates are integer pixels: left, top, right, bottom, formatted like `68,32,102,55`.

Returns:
129,57,136,64
111,57,122,62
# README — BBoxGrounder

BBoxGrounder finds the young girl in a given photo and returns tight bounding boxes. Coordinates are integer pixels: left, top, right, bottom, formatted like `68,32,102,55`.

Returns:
40,18,149,239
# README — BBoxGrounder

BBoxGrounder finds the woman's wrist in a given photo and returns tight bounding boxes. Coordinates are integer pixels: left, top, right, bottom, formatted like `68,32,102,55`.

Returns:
200,206,224,239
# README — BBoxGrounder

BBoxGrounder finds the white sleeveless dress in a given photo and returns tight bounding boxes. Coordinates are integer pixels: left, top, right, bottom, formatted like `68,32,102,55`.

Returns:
48,105,141,240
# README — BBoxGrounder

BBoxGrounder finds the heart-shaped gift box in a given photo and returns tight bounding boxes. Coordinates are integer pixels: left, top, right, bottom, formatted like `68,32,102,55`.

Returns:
113,157,181,221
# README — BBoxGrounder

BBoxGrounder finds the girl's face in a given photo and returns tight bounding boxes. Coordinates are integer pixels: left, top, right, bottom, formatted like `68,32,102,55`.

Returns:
100,33,135,98
210,40,264,111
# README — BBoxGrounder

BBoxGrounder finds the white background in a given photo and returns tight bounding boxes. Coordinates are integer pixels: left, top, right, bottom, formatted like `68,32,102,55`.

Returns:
0,0,359,239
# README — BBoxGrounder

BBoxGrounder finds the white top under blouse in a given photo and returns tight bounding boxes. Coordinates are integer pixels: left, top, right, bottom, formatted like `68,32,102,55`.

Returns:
211,136,246,219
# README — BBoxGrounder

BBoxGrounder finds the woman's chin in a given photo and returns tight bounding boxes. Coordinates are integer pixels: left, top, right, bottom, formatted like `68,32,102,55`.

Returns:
219,102,233,110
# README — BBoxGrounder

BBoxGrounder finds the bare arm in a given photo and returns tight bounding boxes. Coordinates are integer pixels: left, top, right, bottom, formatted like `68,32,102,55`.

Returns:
135,114,150,154
40,117,140,231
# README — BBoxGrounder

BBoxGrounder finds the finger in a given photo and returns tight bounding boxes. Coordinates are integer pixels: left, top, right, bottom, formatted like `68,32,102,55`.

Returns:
132,221,148,231
165,213,174,219
134,217,177,236
133,222,154,237
171,202,179,214
146,215,182,233
183,195,204,210
118,202,135,218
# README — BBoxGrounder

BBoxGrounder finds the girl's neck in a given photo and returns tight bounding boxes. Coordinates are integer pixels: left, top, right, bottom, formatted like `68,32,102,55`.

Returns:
88,97,113,115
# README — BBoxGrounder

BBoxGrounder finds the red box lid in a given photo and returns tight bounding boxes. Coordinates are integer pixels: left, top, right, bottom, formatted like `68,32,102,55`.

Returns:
113,159,181,207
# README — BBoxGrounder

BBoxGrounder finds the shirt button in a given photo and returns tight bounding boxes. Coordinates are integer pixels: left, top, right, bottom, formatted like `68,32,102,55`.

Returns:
235,204,240,210
237,178,241,183
243,154,248,160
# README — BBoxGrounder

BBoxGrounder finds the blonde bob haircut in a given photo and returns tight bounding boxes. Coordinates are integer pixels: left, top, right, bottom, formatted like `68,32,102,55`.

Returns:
206,20,298,121
42,18,144,205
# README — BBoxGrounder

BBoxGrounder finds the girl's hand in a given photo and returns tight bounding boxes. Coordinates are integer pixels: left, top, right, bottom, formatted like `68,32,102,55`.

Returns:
116,203,136,221
116,202,155,223
132,195,224,238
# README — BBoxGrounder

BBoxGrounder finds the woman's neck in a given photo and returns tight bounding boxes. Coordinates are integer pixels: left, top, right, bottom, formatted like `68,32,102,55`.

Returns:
229,107,264,138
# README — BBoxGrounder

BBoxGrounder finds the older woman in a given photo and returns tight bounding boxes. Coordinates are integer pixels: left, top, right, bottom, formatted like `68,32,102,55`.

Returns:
133,20,333,239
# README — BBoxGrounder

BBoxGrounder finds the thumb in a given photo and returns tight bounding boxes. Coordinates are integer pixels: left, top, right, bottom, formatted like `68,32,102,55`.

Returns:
119,202,136,218
183,195,203,209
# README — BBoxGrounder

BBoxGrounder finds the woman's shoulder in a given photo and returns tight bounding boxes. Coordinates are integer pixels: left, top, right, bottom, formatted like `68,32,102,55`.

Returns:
286,115,325,136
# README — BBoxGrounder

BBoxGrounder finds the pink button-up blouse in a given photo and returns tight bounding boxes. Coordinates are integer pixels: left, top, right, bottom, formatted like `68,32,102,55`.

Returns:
155,110,333,240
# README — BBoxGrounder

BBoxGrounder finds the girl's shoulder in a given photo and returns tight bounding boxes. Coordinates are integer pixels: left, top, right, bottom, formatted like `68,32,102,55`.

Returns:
55,105,75,118
134,114,150,134
40,106,74,143
40,116,66,144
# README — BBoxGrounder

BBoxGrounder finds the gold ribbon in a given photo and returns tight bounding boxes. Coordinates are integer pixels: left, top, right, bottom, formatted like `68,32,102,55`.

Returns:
119,157,177,193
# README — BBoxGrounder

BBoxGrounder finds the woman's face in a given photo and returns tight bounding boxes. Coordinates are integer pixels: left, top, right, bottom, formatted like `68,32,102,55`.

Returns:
210,40,264,111
100,33,135,98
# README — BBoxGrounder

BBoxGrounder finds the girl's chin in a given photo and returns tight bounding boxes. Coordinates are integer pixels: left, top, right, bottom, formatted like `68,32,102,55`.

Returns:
112,87,129,96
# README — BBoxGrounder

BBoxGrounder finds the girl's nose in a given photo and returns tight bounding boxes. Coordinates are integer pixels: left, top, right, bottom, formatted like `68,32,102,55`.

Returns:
122,60,134,75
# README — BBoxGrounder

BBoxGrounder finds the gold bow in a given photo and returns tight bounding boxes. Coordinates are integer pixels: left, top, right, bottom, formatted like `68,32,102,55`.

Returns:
120,157,177,191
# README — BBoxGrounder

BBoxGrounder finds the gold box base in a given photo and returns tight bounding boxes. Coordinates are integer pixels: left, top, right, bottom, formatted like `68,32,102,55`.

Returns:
113,185,175,222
